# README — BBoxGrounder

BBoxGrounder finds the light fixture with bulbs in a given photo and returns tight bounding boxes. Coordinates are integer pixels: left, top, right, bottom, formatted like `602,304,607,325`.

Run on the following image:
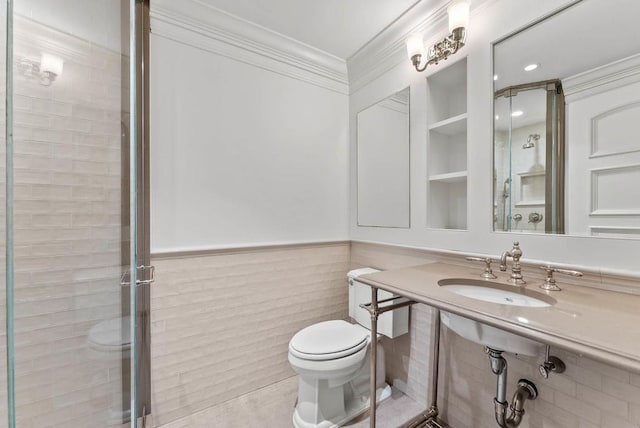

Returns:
18,53,64,86
405,0,469,72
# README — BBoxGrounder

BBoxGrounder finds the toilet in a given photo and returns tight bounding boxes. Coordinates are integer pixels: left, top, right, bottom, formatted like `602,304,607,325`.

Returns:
288,268,409,428
87,316,132,424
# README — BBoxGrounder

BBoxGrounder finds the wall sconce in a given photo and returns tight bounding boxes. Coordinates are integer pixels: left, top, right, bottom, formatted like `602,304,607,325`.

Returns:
406,0,469,72
18,53,64,86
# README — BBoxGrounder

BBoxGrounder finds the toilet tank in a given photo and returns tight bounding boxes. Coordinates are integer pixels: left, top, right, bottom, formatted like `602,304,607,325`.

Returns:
348,268,409,339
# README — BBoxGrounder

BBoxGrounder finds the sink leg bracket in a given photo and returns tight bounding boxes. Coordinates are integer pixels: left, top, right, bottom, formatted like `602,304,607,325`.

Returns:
361,291,449,428
360,289,417,428
399,307,449,428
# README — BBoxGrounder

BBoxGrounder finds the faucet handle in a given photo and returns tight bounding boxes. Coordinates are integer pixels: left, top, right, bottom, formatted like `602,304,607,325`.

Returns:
466,256,498,279
538,345,566,379
511,241,522,260
539,265,583,291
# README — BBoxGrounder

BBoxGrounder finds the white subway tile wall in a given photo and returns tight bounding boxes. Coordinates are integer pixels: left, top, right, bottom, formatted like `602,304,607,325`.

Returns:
0,16,126,428
150,243,351,426
352,242,640,428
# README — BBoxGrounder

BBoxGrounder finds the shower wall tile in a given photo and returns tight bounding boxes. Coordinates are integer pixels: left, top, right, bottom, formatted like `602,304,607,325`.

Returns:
351,242,640,428
150,242,351,426
0,16,125,428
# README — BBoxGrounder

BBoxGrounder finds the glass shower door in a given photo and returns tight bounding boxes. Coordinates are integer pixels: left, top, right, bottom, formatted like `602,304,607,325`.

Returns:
2,1,149,427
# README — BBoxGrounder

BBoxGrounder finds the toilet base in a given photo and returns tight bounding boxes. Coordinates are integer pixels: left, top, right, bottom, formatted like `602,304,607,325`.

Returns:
292,384,392,428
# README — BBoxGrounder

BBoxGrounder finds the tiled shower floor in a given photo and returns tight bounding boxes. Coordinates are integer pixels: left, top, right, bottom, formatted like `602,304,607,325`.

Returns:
157,376,425,428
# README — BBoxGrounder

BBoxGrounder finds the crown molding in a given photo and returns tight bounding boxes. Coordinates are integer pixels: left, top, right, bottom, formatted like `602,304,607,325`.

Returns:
347,0,495,94
563,53,640,102
150,0,348,95
13,15,102,64
348,0,448,94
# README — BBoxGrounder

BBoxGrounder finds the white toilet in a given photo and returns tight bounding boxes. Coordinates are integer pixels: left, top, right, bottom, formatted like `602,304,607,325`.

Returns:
87,316,132,424
288,268,409,428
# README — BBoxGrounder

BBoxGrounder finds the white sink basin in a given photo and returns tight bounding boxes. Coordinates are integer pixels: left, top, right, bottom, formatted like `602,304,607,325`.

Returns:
438,278,554,356
443,285,551,307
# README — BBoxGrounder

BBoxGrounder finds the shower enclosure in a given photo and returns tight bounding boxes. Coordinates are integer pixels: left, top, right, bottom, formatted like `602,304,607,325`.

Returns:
494,80,565,234
0,1,150,427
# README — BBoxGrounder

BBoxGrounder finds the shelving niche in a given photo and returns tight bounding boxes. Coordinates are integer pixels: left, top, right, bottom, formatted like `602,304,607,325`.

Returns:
427,58,467,230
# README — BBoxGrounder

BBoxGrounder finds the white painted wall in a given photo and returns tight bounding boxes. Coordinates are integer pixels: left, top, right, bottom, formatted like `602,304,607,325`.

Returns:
348,0,640,274
150,31,349,252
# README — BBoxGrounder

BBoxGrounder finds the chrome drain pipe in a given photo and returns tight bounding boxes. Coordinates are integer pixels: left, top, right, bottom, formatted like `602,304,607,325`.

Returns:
487,347,508,403
486,347,537,428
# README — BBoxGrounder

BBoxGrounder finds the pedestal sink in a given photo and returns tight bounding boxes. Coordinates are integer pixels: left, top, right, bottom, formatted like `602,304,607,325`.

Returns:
439,278,555,356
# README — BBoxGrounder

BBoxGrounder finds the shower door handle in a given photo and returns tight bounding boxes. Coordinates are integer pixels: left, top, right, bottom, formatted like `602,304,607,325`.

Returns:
120,265,155,287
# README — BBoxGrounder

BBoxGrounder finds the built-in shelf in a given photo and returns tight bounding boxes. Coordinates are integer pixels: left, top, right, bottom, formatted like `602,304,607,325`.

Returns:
428,113,468,136
429,170,468,183
426,57,468,230
517,170,545,178
515,200,545,207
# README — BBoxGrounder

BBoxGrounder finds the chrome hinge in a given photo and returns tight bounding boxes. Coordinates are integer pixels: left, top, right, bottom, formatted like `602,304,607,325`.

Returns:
121,265,155,287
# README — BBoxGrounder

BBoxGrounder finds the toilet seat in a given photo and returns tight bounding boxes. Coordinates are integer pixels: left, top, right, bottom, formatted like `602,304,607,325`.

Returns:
289,320,369,361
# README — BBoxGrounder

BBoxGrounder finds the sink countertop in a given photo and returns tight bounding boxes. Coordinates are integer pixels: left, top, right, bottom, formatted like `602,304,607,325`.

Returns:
358,262,640,372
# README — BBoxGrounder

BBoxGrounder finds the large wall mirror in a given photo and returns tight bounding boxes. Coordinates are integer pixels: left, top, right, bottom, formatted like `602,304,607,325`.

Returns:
493,0,640,238
357,87,410,228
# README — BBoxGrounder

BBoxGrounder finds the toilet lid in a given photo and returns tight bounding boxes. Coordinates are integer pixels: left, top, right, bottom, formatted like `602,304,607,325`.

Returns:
289,320,368,361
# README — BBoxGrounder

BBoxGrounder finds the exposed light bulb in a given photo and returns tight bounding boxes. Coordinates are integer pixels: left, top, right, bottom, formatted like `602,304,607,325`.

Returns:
405,33,424,60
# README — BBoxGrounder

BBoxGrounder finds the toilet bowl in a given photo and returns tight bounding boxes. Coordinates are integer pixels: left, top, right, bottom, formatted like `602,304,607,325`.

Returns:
87,316,131,424
288,320,390,428
288,268,408,428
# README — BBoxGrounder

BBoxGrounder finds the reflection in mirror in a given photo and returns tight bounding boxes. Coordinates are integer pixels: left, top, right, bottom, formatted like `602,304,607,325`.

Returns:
493,0,640,238
357,87,410,227
494,81,564,233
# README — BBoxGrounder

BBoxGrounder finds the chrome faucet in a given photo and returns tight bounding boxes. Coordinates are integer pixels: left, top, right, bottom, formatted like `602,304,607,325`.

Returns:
499,241,526,285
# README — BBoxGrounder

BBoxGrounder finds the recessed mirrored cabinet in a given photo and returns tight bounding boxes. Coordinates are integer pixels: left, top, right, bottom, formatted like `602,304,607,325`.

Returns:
357,87,410,228
493,0,640,238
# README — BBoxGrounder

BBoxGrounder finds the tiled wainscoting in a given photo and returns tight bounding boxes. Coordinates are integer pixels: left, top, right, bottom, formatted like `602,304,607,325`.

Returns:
351,242,640,428
150,242,351,426
150,240,640,428
440,329,640,428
